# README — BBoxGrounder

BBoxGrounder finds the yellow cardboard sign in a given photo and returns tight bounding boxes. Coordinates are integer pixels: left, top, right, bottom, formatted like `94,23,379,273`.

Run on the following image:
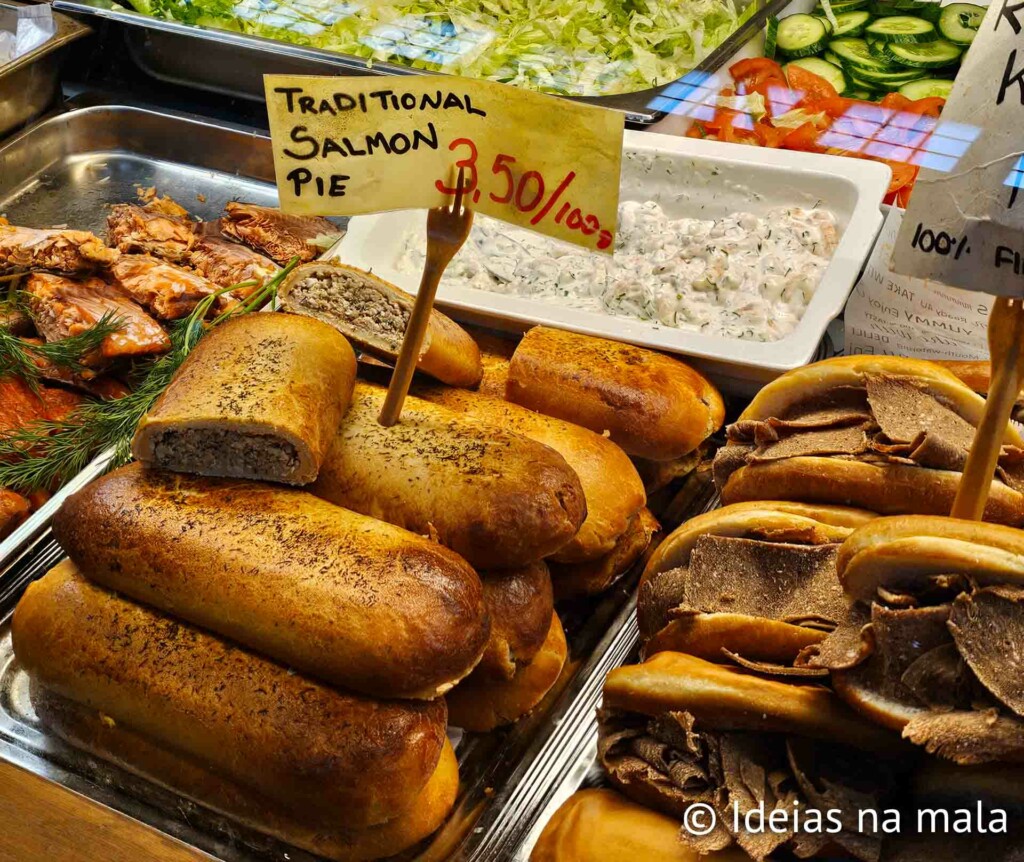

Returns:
264,75,624,253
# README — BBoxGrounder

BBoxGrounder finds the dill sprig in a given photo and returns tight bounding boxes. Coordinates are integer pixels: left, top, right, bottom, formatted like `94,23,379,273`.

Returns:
0,311,125,388
0,262,297,492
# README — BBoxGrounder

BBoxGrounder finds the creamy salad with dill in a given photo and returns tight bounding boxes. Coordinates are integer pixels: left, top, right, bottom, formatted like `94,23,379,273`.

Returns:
396,201,839,342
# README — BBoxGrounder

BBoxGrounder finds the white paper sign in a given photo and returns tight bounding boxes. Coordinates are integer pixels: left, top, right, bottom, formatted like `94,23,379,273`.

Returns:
891,0,1024,295
847,209,994,359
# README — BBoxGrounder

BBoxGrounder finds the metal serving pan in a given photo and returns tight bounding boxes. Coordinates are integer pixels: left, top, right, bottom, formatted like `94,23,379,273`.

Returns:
0,100,283,578
0,100,721,861
0,2,91,140
53,0,787,124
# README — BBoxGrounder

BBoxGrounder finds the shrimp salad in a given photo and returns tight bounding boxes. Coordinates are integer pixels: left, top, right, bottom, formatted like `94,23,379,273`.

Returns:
396,201,839,342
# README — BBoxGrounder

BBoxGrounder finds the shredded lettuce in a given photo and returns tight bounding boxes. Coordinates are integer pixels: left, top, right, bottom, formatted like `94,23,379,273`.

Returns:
127,0,740,96
715,92,767,120
771,108,828,129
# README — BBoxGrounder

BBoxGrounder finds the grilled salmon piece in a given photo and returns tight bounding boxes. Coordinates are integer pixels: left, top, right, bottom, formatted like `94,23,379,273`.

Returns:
108,255,222,319
0,374,85,435
0,489,30,539
221,202,343,264
0,226,118,274
107,204,196,262
0,304,32,335
188,235,279,297
25,272,170,362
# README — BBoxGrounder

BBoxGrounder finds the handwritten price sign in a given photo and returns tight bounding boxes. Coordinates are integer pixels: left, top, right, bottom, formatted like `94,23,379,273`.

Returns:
264,76,624,254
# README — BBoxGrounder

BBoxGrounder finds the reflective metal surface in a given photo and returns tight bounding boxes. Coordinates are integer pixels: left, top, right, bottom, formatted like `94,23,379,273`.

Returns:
54,0,788,123
0,2,90,140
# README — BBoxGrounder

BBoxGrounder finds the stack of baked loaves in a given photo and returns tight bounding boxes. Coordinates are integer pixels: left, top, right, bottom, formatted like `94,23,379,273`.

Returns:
13,261,725,862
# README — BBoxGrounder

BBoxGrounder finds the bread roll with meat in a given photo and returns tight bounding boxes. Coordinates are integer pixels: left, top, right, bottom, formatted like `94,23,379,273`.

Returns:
507,326,725,460
133,313,356,485
478,561,554,680
13,561,448,828
446,613,567,732
415,385,645,564
550,508,659,600
531,789,747,862
278,262,482,387
35,688,458,862
310,383,586,568
54,464,488,700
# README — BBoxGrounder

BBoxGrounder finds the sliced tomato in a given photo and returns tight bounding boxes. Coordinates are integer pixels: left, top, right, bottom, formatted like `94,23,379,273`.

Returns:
784,65,838,102
686,121,710,139
879,92,914,113
718,117,760,145
810,96,859,120
781,122,825,152
753,121,790,148
730,57,786,96
908,96,946,117
877,159,919,195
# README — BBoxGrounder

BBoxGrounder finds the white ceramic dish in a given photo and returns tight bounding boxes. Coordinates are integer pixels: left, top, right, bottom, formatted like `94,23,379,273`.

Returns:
331,129,889,392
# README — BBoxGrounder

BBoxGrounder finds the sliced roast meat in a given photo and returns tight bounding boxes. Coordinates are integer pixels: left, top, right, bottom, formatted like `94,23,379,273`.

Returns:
749,425,871,462
900,643,974,712
722,649,830,678
903,708,1024,765
805,606,873,671
777,384,872,422
865,374,977,451
949,587,1024,717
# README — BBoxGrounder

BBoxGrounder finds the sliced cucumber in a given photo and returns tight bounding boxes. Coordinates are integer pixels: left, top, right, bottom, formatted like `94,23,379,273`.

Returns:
833,9,872,36
918,1,943,22
938,2,984,44
786,57,851,93
823,48,844,65
852,63,929,84
765,15,779,59
848,87,879,99
818,0,870,12
829,36,902,70
777,13,831,57
869,2,912,16
886,38,962,67
866,15,937,42
868,38,896,60
898,77,955,98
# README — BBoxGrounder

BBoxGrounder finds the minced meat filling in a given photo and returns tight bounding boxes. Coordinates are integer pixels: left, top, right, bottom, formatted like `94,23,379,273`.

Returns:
289,274,409,350
152,428,299,482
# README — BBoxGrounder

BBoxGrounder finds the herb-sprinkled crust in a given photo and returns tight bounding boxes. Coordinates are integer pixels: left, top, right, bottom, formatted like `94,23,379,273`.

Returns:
507,326,725,461
53,463,490,700
13,560,448,828
311,383,587,569
132,312,356,485
278,262,482,387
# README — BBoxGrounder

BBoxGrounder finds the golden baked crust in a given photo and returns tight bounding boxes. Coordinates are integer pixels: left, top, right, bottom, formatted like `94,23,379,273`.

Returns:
550,508,659,600
721,457,1024,526
530,789,726,862
278,262,482,387
13,561,448,829
478,561,554,680
311,383,587,568
642,613,826,664
507,326,725,460
603,652,902,754
132,312,356,485
34,688,459,862
416,384,645,564
446,613,567,732
54,464,489,700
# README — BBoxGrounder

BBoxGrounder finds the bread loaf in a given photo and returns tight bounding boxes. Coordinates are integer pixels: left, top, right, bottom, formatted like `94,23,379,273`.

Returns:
132,313,356,485
507,326,725,460
310,383,587,568
54,464,489,699
13,561,448,828
477,561,554,680
34,688,458,862
415,385,645,564
278,262,482,386
446,612,567,732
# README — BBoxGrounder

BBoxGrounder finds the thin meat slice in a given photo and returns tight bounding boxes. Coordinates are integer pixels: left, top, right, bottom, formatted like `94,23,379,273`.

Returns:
25,272,170,362
188,235,279,295
750,425,870,462
107,203,196,262
108,255,221,319
865,374,976,451
221,202,343,264
949,587,1024,717
0,225,117,273
0,489,30,539
903,709,1024,765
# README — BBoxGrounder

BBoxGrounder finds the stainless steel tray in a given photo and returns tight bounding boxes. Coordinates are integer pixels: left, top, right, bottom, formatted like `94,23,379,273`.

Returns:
53,0,788,124
0,2,90,140
0,474,719,862
0,100,284,573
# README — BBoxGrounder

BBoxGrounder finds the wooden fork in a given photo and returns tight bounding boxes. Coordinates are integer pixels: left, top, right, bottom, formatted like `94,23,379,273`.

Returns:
378,166,475,426
952,295,1024,520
